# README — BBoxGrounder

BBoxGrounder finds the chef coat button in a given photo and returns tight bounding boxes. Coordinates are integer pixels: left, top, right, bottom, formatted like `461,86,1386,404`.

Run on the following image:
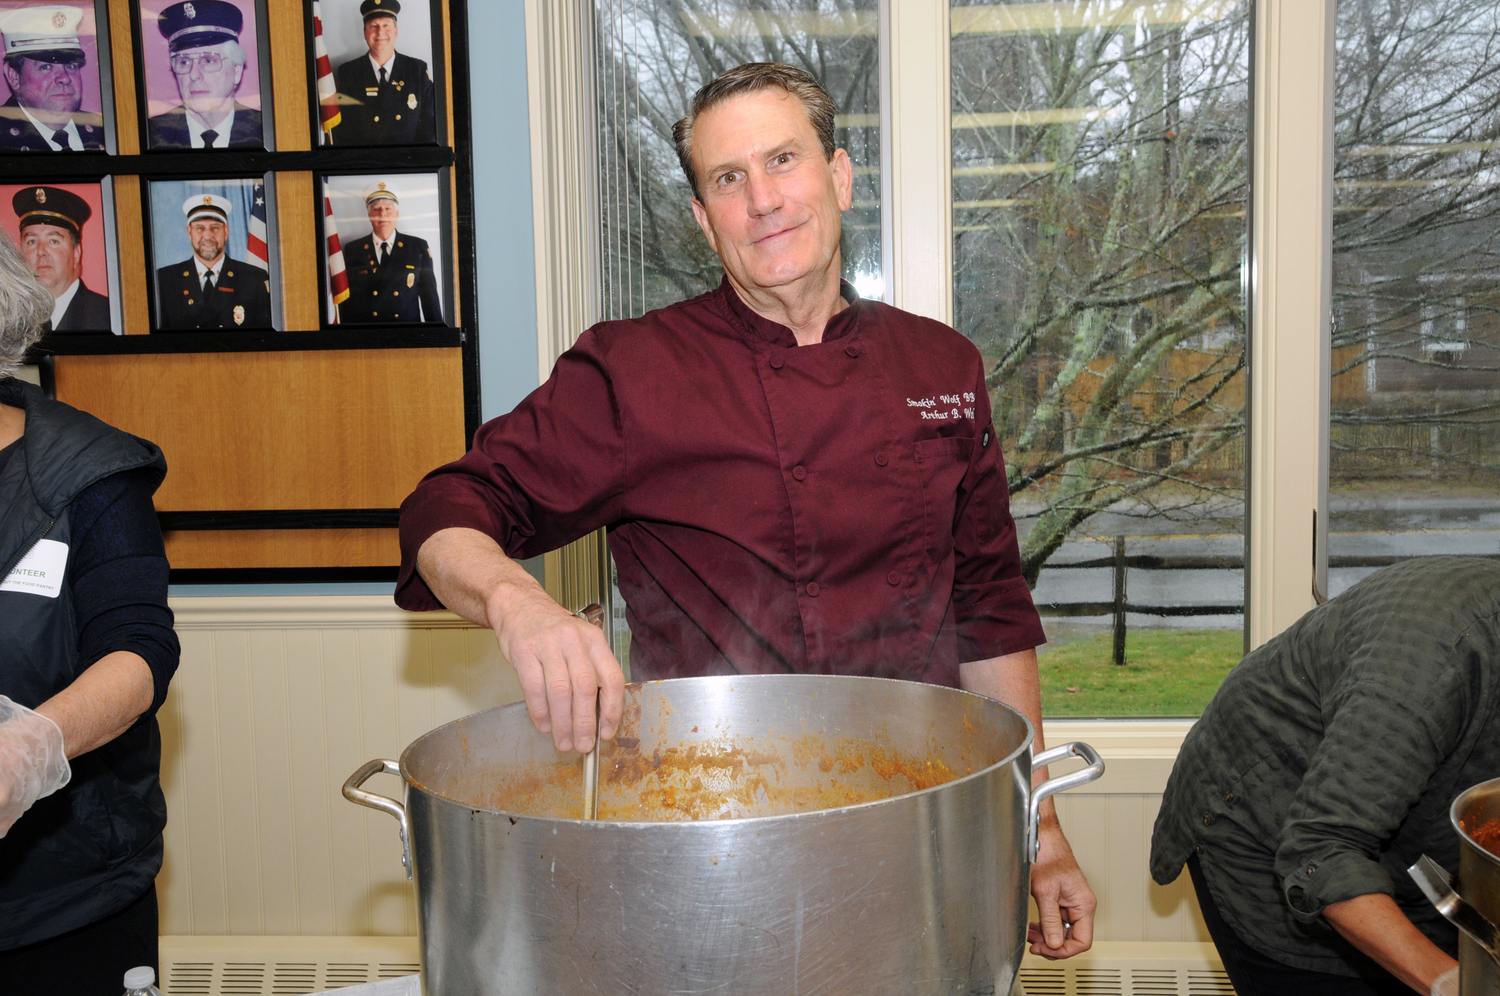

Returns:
805,582,820,597
886,572,900,586
875,452,888,467
769,353,785,370
845,344,859,358
792,465,807,481
1202,813,1213,826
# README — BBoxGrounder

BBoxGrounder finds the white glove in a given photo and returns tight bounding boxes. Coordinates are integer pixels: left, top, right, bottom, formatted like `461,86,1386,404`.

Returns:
1431,966,1459,996
0,693,70,837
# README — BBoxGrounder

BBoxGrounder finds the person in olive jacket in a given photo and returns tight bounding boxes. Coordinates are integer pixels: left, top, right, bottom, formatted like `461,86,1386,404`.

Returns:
0,231,179,990
1151,557,1500,996
340,180,442,324
330,0,435,147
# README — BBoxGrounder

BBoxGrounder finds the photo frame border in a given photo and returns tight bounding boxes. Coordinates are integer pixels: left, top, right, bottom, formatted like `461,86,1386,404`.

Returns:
128,0,276,154
140,169,283,332
301,0,448,150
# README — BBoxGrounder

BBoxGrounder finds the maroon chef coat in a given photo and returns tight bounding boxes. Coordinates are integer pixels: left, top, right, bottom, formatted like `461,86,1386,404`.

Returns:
397,279,1044,685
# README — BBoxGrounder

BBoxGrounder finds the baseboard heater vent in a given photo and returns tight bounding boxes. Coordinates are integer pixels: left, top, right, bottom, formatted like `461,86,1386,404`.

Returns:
160,938,1233,996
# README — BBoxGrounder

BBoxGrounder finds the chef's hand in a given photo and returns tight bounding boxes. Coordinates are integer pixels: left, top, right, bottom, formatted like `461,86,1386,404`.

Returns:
486,579,624,755
1027,814,1096,959
0,694,71,837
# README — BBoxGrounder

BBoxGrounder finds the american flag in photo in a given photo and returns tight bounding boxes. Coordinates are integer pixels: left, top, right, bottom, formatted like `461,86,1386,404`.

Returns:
246,182,269,270
313,2,341,137
325,194,350,321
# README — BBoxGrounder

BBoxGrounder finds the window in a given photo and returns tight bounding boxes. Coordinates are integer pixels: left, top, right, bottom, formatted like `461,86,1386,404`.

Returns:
1330,0,1500,596
951,0,1252,715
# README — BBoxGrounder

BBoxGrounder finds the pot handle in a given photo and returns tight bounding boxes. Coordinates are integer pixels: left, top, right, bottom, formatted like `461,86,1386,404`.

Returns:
343,758,412,881
1028,742,1106,863
1409,854,1500,968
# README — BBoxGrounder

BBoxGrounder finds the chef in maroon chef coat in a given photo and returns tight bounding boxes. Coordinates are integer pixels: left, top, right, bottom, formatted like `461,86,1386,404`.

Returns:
396,62,1096,959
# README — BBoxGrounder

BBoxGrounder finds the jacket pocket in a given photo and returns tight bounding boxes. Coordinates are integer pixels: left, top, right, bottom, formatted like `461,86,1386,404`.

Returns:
915,436,975,564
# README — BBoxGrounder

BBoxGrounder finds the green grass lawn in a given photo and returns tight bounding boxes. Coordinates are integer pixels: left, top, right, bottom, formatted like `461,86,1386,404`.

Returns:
1038,629,1245,717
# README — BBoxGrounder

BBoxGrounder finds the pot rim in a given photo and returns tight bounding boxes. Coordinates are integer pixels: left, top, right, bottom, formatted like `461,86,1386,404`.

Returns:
399,673,1039,828
1451,775,1500,869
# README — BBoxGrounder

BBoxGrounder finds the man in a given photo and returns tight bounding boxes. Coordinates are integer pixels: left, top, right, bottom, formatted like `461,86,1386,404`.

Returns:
330,0,434,147
397,63,1095,959
0,5,105,152
1150,557,1500,996
147,0,263,150
339,180,442,323
12,186,110,332
155,194,272,330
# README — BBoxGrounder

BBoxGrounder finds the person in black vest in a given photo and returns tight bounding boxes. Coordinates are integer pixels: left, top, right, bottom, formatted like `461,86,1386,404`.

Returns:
0,230,179,990
0,5,106,152
330,0,435,146
155,194,273,330
146,0,264,150
341,180,443,323
13,186,110,332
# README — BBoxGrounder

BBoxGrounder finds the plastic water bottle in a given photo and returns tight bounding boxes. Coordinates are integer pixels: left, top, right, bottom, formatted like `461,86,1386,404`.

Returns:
123,966,161,996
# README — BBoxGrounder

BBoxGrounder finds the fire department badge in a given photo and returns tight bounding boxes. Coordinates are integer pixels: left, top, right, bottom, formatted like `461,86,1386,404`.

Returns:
51,11,66,29
233,305,245,325
407,93,417,110
406,272,415,288
184,2,196,18
35,188,45,203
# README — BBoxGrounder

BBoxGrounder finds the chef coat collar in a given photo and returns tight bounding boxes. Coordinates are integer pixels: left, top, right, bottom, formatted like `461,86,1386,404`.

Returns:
715,275,861,348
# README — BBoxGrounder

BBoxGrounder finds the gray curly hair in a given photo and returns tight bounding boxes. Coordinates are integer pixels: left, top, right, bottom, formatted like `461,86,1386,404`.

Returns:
0,231,52,381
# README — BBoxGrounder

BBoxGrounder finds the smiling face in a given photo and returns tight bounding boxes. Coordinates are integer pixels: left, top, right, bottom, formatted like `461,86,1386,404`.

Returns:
19,222,82,297
367,198,399,241
187,218,227,265
172,43,243,122
364,15,397,64
3,54,85,127
687,89,852,298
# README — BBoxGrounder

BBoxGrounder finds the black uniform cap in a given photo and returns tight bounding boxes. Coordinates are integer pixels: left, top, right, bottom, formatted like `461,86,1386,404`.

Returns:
12,185,90,239
360,0,400,21
157,0,243,53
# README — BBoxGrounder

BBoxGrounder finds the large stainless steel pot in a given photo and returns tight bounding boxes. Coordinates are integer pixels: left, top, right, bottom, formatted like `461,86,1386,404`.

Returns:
344,674,1104,995
1411,777,1500,995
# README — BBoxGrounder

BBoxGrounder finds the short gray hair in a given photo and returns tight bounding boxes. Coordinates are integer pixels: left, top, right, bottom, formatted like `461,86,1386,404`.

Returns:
672,63,839,201
0,232,53,381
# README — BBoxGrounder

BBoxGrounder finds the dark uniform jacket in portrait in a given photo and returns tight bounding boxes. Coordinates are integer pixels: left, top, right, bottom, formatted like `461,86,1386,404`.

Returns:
341,231,442,323
47,283,111,332
0,97,105,151
146,103,264,150
330,51,435,146
1151,556,1500,976
154,257,272,330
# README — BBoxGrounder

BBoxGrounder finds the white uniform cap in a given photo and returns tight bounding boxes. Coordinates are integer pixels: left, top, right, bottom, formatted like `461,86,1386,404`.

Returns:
363,180,399,205
0,5,85,58
183,193,233,225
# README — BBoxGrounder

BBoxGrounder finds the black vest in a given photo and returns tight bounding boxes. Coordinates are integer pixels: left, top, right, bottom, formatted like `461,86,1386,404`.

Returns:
0,378,169,948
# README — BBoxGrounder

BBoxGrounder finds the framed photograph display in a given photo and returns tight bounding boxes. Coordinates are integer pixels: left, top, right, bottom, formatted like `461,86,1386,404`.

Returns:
309,0,443,148
2,178,119,332
319,169,449,326
145,174,280,331
0,0,114,153
134,0,273,150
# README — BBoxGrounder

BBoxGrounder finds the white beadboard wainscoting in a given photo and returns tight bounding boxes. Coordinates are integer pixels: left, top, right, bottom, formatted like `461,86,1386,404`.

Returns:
159,596,1211,946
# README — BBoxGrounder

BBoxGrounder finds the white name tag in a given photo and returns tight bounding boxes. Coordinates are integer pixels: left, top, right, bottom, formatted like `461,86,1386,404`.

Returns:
1,539,68,598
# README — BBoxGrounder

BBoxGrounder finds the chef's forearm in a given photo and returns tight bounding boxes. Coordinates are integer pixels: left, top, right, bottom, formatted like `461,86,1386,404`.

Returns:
1324,892,1456,994
415,527,546,629
960,649,1055,799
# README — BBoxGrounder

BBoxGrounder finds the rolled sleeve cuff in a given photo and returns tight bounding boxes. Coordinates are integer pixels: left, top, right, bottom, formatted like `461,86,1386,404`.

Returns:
395,481,513,611
1280,849,1395,923
953,574,1046,662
